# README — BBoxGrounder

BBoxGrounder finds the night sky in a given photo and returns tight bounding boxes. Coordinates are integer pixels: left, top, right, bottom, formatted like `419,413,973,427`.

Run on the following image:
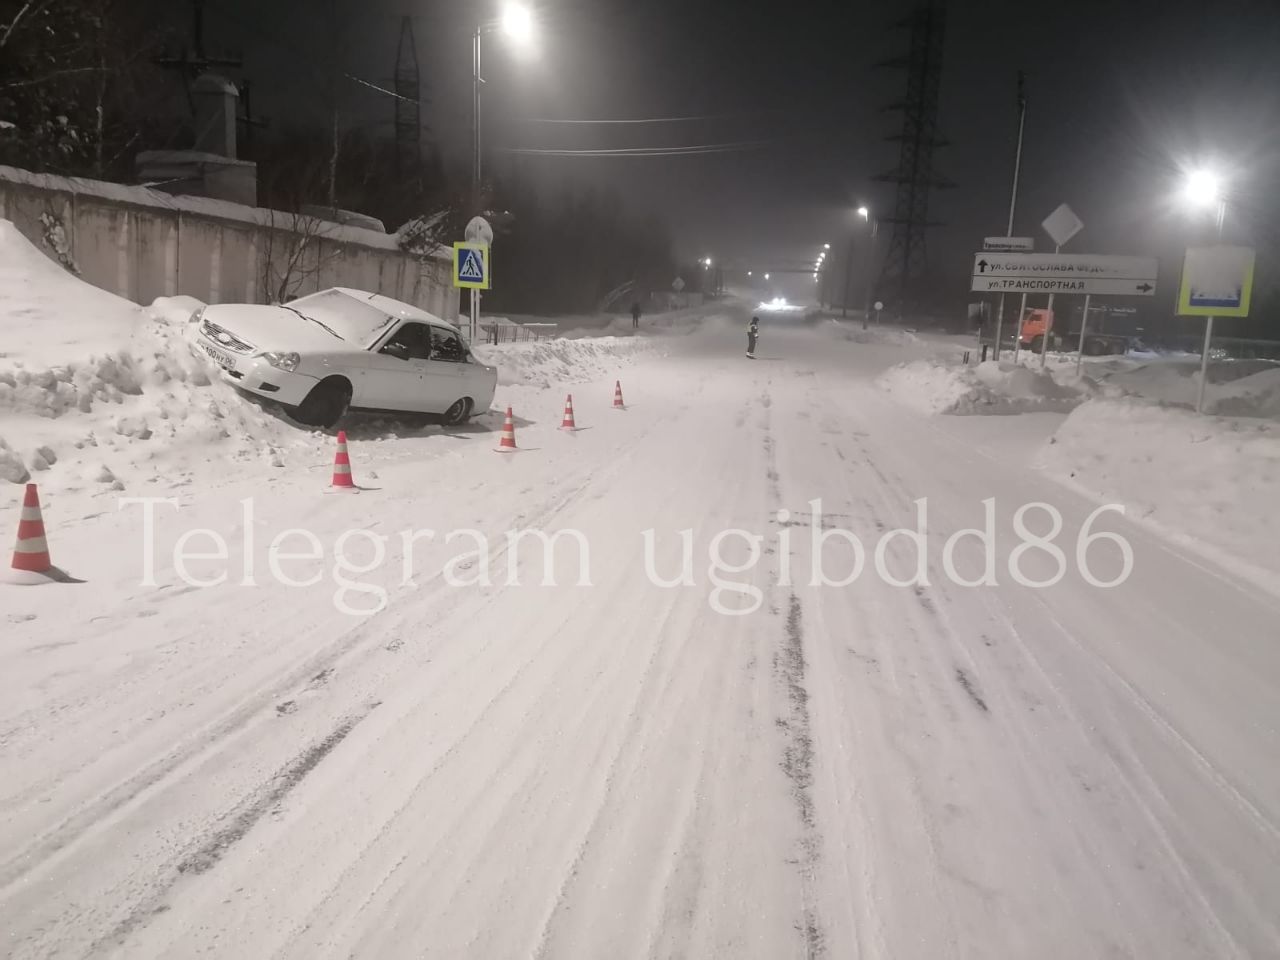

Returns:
203,0,1280,304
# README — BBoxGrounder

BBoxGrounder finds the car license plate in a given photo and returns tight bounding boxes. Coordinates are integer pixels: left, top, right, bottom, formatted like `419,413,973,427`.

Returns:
202,342,236,371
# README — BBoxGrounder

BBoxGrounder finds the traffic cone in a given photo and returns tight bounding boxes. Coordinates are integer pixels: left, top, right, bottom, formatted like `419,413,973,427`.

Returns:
613,380,625,409
331,430,355,488
497,406,518,451
10,483,52,574
560,394,577,430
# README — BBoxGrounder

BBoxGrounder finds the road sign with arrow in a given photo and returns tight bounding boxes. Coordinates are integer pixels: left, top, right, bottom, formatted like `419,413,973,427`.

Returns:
971,253,1158,296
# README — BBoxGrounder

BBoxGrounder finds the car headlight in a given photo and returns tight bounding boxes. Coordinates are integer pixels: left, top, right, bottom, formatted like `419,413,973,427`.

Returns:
190,307,204,325
262,351,301,372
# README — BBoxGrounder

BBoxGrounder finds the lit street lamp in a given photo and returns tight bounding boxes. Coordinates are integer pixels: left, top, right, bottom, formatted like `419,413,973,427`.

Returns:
842,205,872,319
474,5,537,208
470,3,535,341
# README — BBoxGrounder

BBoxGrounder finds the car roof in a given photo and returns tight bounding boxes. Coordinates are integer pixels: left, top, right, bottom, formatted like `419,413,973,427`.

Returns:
329,287,463,335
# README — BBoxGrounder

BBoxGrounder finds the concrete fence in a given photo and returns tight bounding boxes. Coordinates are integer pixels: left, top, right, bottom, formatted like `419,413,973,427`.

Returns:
0,165,458,321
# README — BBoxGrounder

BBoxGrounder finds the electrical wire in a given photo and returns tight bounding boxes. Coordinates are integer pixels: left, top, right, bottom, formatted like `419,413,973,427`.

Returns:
520,112,751,125
503,140,772,157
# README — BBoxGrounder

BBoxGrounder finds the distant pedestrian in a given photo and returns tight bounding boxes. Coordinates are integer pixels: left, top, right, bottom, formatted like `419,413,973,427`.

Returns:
631,301,642,330
747,316,759,358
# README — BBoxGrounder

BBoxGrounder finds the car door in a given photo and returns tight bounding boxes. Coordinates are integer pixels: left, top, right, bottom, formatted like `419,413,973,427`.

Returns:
364,321,432,410
422,326,470,412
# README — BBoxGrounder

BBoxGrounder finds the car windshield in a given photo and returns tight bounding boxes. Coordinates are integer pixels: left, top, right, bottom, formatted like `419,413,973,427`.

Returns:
285,289,395,346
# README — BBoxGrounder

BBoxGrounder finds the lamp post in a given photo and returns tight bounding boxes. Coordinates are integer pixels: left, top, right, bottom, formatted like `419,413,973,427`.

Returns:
473,4,534,212
842,206,870,323
859,207,879,330
1182,169,1228,414
469,4,533,340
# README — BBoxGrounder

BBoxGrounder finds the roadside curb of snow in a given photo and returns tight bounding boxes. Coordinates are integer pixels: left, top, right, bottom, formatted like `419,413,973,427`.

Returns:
876,358,1089,416
1037,397,1280,597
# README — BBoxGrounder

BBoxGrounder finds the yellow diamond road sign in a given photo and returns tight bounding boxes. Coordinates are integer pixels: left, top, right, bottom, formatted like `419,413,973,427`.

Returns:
453,242,490,290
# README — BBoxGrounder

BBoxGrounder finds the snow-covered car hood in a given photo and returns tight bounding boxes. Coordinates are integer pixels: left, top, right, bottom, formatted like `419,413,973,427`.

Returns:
198,304,356,354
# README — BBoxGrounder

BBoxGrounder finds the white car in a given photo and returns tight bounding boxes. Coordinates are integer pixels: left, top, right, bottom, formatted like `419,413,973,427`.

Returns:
190,287,497,428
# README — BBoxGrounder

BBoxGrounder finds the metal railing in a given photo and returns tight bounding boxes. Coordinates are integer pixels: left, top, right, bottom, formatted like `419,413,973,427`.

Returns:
475,321,559,345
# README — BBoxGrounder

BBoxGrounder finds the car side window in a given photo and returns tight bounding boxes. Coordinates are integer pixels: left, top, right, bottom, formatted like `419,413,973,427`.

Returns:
429,328,467,363
380,322,430,361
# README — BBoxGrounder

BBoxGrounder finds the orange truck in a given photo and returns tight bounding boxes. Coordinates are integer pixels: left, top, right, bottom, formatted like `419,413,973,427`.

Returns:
1015,306,1138,356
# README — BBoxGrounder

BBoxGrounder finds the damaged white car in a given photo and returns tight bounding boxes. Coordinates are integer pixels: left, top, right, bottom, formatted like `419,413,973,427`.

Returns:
191,287,497,428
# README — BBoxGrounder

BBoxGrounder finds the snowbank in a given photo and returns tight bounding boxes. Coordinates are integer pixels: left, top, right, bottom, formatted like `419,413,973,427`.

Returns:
877,359,1087,415
818,319,921,347
1020,352,1280,421
473,337,660,389
1038,398,1280,582
0,219,143,368
0,221,305,491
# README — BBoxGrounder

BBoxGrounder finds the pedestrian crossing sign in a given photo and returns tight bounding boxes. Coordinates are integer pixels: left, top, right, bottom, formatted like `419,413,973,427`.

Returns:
453,242,490,290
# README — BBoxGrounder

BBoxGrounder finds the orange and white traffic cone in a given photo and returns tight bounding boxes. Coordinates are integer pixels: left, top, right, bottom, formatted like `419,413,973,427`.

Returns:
613,380,625,409
331,430,356,488
497,406,518,451
10,483,52,575
560,394,577,430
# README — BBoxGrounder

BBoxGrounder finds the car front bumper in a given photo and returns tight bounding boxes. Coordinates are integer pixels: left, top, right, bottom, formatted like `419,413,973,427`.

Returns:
192,337,319,407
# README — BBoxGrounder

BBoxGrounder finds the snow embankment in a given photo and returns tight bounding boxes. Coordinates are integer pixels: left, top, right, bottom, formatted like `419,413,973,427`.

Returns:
0,220,309,491
818,319,921,347
473,336,661,389
1024,353,1280,421
877,358,1087,415
1038,398,1280,583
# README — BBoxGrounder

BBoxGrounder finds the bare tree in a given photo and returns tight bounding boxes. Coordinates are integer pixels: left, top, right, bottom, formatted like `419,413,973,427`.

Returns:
260,211,341,304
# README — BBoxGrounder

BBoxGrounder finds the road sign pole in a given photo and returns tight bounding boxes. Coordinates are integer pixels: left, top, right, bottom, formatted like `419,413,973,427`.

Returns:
1012,292,1027,363
993,297,1004,361
1039,242,1060,369
1195,315,1214,414
1075,293,1090,377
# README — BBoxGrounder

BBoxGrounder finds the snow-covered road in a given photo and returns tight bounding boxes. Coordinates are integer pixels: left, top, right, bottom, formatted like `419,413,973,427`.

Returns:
2,318,1278,958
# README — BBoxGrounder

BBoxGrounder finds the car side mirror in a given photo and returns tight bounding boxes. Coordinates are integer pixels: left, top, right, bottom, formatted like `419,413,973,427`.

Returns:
381,342,410,361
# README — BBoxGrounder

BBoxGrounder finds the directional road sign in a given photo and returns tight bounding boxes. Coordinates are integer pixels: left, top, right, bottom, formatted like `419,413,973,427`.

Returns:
1177,246,1255,317
453,242,490,290
971,252,1158,296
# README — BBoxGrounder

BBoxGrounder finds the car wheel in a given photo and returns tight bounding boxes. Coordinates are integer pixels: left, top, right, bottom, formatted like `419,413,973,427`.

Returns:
1029,335,1044,354
296,378,352,429
441,397,473,426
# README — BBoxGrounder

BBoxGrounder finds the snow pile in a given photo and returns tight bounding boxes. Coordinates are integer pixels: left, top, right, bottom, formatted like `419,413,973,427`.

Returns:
819,319,921,347
877,359,1087,415
474,336,661,389
1061,357,1280,420
0,220,306,491
1039,398,1280,580
1209,367,1280,419
876,360,976,415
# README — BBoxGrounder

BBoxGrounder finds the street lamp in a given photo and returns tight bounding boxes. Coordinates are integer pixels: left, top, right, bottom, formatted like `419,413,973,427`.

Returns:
470,3,535,342
501,2,534,41
857,206,869,220
823,242,831,250
474,4,536,209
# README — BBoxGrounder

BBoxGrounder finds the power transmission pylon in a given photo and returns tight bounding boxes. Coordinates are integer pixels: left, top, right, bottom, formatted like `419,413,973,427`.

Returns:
874,0,955,316
393,16,422,181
